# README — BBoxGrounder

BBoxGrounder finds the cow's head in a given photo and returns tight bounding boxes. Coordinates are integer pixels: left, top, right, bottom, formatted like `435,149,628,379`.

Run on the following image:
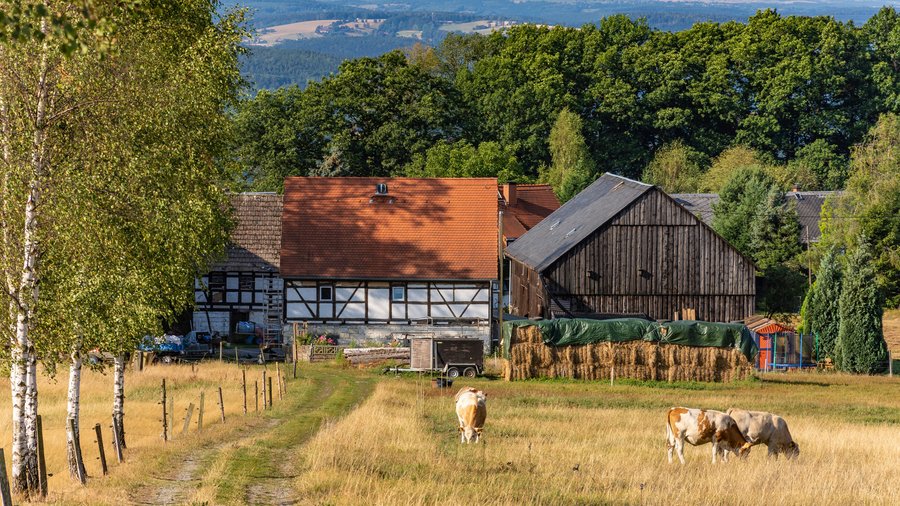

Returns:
783,441,800,460
738,441,753,459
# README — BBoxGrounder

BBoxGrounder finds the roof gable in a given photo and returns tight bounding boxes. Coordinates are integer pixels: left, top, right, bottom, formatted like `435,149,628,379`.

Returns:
505,173,652,271
210,193,282,272
280,177,498,280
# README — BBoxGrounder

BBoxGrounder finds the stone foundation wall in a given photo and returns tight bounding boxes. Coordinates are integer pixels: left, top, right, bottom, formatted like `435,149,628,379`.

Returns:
284,322,492,352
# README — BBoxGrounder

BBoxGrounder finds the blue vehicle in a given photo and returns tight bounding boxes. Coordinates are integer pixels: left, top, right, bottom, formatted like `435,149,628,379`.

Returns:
138,335,185,364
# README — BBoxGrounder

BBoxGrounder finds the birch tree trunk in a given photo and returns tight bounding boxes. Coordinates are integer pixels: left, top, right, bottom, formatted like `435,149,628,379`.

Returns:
66,349,86,480
113,354,127,448
11,17,52,495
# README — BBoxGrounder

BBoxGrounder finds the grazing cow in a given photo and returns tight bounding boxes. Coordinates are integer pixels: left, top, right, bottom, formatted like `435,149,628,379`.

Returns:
726,408,800,459
455,387,487,444
666,407,752,464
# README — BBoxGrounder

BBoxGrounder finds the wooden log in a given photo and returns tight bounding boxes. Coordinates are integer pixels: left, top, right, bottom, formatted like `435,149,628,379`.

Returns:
94,424,108,475
36,415,48,496
161,379,168,441
218,386,226,423
68,418,86,484
0,449,12,506
182,403,195,435
111,416,124,463
197,392,205,432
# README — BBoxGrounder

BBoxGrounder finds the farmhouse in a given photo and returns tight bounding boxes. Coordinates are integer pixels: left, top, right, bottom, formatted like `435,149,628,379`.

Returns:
506,173,756,322
500,183,560,244
280,177,498,349
193,193,284,341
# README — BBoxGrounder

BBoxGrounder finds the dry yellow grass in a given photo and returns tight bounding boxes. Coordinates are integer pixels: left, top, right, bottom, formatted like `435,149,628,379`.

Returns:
0,360,279,504
884,309,900,357
293,372,900,505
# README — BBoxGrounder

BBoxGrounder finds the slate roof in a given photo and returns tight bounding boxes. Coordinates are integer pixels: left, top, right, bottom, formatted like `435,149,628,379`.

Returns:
505,173,652,271
210,193,283,272
501,184,560,241
671,191,840,244
280,177,498,280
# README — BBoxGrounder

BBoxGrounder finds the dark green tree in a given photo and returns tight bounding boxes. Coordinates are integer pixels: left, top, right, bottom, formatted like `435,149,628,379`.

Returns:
800,247,843,360
788,140,849,190
835,239,889,373
712,166,778,255
402,140,526,182
749,187,801,271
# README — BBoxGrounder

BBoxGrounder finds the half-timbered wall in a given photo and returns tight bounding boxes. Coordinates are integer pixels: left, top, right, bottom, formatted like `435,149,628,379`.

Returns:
509,189,756,322
284,280,491,323
193,272,282,333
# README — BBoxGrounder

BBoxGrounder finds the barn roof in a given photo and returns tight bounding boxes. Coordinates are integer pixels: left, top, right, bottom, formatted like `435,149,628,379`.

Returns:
280,177,498,280
672,191,839,244
505,173,652,271
501,183,560,242
210,193,282,273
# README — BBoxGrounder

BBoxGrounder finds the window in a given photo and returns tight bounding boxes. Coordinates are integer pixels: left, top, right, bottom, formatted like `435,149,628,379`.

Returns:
319,285,333,301
239,274,254,291
208,273,225,303
391,286,405,301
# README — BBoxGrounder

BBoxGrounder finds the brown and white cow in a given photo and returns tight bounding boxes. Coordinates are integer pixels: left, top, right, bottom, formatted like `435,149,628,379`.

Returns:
666,407,752,464
455,387,487,444
726,408,799,459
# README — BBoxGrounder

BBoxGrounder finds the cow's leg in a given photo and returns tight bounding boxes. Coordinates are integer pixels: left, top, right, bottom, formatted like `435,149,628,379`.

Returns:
767,444,778,459
675,435,686,465
711,441,718,464
721,447,730,463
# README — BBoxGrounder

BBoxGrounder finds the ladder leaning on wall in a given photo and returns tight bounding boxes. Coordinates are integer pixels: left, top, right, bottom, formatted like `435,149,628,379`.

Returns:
264,278,283,346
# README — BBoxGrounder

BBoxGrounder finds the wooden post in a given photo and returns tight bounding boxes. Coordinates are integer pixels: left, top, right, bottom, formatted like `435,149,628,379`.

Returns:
137,351,144,372
182,403,195,435
262,371,267,410
276,363,283,400
234,347,239,363
94,424,108,475
282,374,287,394
255,380,259,412
111,416,124,463
889,350,893,377
68,418,87,484
268,376,274,408
161,379,168,441
197,392,205,432
219,341,224,362
218,386,226,423
36,415,48,496
0,449,13,506
293,357,298,379
242,369,247,414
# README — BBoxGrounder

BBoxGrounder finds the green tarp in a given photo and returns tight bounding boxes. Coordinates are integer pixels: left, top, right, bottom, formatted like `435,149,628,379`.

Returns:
502,318,758,361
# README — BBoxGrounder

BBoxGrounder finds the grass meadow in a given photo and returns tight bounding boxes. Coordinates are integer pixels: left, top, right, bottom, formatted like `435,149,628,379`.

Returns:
293,371,900,505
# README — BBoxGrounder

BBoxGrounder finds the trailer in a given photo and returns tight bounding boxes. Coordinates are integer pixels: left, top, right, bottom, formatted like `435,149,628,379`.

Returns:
408,336,484,377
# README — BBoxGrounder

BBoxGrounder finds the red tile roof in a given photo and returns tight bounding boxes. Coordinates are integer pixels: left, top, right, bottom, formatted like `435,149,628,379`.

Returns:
501,184,560,241
281,177,498,280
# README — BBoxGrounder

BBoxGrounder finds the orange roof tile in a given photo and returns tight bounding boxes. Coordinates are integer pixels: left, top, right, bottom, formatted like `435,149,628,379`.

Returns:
501,184,560,241
281,177,498,280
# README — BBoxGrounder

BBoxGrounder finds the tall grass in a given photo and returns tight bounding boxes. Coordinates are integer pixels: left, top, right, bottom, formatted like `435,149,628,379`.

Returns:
0,360,275,504
293,372,900,505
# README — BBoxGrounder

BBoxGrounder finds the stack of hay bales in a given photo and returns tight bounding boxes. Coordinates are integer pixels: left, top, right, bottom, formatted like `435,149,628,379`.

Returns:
503,324,752,382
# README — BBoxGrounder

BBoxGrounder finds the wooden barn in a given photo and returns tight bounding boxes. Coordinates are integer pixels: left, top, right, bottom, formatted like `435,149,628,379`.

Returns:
505,173,756,323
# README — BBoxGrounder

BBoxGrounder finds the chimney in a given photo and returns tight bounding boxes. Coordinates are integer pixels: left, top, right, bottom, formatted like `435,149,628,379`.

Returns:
501,183,517,206
791,183,800,193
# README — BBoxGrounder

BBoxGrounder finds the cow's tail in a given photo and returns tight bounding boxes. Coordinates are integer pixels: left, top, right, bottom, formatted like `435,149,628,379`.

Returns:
665,408,674,447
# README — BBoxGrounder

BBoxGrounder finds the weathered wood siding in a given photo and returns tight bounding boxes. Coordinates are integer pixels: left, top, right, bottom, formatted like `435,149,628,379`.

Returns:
509,259,547,318
511,189,755,322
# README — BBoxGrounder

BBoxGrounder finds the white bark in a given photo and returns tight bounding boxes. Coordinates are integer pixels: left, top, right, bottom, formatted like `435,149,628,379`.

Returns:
113,355,126,448
66,349,86,480
11,17,51,495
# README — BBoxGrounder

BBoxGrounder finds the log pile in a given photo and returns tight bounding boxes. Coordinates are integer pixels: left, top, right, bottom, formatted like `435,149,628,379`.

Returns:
342,347,410,367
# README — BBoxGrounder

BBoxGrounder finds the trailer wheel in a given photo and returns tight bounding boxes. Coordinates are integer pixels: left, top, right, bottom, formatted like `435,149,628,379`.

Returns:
463,367,477,378
446,367,461,378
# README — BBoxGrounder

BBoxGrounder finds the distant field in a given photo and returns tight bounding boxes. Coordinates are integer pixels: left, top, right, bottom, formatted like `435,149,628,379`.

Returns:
440,20,513,34
253,20,340,45
293,371,900,504
884,309,900,357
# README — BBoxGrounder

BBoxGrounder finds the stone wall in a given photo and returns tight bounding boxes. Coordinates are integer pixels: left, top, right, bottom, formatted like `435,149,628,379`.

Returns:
284,322,493,352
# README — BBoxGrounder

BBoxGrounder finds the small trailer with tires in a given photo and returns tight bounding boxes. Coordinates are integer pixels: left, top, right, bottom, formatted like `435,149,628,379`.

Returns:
409,336,484,378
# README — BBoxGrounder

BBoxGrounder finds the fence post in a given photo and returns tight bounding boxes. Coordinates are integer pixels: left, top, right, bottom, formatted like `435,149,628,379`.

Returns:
800,333,803,370
111,416,124,463
0,449,12,506
242,369,247,415
262,371,267,410
276,363,283,400
198,392,205,432
182,403,195,435
36,415,48,496
161,379,168,442
268,376,274,408
136,351,144,372
890,350,893,377
68,418,87,484
94,424,108,475
255,380,259,412
218,386,226,423
219,341,224,362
